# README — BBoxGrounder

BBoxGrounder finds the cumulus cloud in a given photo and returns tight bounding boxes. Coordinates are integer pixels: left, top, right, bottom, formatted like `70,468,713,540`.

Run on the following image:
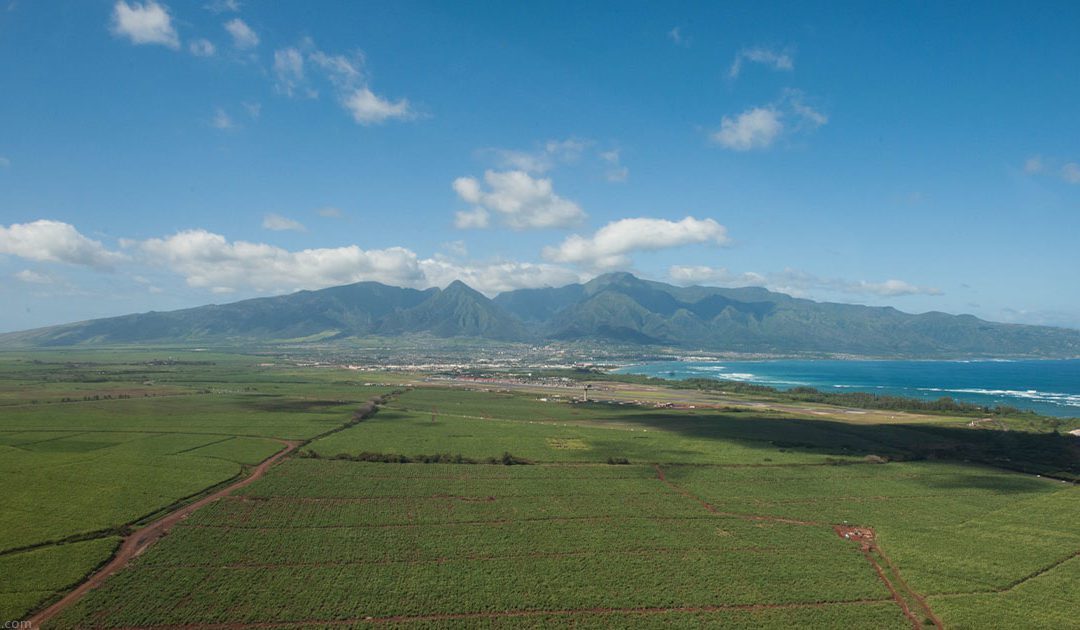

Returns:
343,87,412,125
110,0,179,49
1024,156,1044,174
273,47,308,97
0,156,9,168
453,207,490,229
452,170,586,230
315,206,343,218
668,265,766,287
544,217,730,270
262,214,305,232
188,38,215,57
711,92,826,151
1062,162,1080,184
0,220,125,268
728,46,794,79
224,18,258,49
419,259,582,295
136,229,580,296
139,229,424,292
712,107,783,151
272,40,414,124
669,265,941,298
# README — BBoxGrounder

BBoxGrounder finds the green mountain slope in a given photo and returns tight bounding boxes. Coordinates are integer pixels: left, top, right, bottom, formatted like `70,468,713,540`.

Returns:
3,272,1078,357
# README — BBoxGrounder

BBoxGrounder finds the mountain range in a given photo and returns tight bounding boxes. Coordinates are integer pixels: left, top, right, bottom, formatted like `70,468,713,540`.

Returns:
3,272,1078,357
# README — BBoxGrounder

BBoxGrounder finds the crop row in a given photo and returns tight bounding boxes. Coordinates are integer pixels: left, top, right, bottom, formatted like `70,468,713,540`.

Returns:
146,515,841,567
52,550,888,628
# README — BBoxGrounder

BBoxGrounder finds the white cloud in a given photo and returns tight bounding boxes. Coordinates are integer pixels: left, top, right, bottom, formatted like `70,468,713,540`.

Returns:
224,18,258,49
205,0,239,13
242,101,261,118
711,92,826,151
140,229,425,292
262,213,305,232
211,108,233,129
441,240,468,258
544,217,731,270
273,47,307,96
0,156,9,168
1024,155,1044,174
669,265,941,298
0,220,125,268
453,170,586,230
343,87,412,125
1062,162,1080,184
309,49,363,87
728,46,794,79
110,0,179,49
486,139,589,174
669,265,767,287
419,259,582,296
188,38,215,57
599,149,628,182
667,27,690,47
136,229,580,296
272,40,415,125
454,207,490,229
315,206,343,218
790,99,828,127
712,107,783,151
14,269,56,284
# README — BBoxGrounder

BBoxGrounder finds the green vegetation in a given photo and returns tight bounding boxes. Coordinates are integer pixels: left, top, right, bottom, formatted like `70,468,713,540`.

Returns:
5,272,1079,357
2,349,1078,628
0,351,392,622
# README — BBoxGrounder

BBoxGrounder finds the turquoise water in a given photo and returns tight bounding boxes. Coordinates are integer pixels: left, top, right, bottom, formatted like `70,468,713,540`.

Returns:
613,359,1080,418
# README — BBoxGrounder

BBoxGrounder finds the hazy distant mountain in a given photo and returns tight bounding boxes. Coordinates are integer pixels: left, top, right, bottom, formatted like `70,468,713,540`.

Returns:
3,272,1079,357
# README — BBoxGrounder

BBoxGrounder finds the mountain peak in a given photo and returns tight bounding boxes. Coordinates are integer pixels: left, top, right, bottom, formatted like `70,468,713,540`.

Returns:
443,279,484,297
585,271,647,291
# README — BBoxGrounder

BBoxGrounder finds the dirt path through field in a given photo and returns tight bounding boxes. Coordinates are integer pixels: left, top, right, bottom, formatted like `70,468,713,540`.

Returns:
28,439,299,630
834,526,942,629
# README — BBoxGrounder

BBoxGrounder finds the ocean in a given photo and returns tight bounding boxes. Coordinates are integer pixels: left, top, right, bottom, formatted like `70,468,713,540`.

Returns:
613,359,1080,418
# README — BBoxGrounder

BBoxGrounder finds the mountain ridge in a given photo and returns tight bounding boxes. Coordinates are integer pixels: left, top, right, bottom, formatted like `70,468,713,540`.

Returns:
3,273,1078,358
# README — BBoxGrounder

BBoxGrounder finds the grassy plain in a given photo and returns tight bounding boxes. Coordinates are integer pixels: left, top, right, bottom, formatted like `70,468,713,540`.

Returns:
1,350,1078,628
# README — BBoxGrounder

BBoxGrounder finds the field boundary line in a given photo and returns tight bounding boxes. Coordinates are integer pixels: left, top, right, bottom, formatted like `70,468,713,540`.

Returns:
931,549,1080,598
653,464,822,526
27,394,390,629
170,435,236,455
26,438,299,630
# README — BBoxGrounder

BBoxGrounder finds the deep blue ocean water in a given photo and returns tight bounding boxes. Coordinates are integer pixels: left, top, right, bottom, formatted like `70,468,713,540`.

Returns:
613,359,1080,418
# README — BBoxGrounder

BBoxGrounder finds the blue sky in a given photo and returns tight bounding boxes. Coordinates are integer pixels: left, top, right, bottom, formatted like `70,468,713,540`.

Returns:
1,1,1079,332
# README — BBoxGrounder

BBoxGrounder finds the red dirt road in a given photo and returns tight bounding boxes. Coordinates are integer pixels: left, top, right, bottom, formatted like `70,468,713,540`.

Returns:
28,439,299,630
